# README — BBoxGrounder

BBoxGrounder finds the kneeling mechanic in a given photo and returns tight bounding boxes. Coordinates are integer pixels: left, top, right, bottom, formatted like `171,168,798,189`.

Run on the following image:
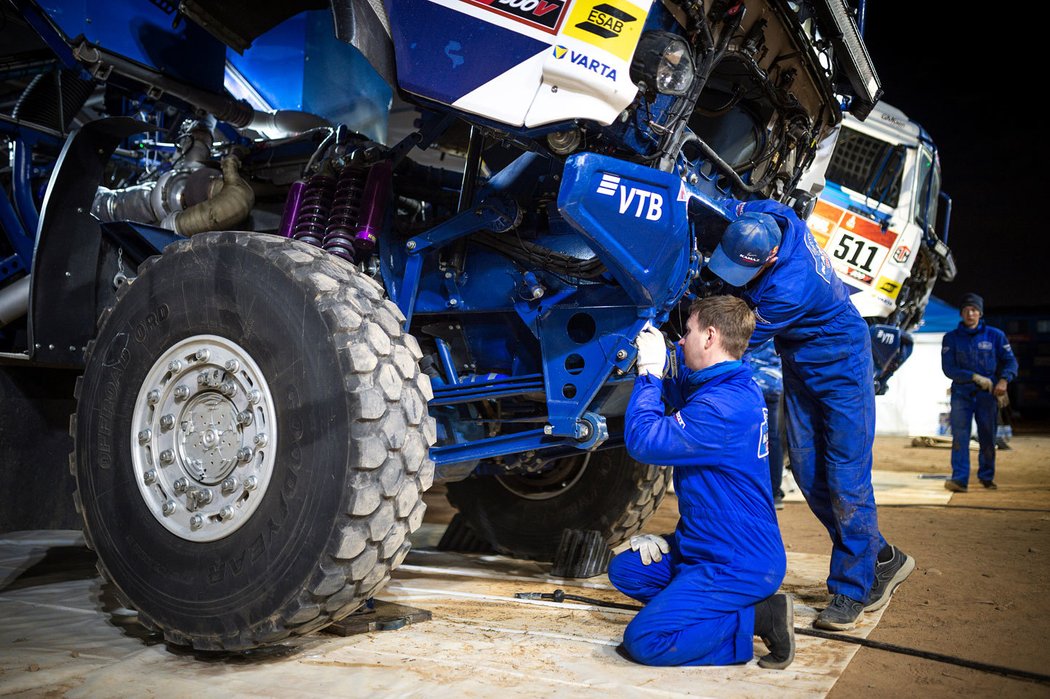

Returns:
609,296,793,669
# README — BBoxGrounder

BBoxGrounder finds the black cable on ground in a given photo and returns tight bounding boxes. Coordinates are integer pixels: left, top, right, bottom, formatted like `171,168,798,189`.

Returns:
517,589,1050,686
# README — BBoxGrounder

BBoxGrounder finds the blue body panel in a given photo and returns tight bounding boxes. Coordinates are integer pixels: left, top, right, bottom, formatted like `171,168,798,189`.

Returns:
558,153,693,312
36,0,225,93
385,0,547,107
227,11,392,142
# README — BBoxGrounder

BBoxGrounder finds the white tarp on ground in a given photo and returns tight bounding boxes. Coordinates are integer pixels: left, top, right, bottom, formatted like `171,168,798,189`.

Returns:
0,524,901,698
876,333,952,437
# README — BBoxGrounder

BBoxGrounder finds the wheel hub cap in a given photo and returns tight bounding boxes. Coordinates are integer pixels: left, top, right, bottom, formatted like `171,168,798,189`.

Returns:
131,335,277,542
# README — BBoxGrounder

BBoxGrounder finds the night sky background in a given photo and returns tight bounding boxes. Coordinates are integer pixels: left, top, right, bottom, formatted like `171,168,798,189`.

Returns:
862,2,1049,313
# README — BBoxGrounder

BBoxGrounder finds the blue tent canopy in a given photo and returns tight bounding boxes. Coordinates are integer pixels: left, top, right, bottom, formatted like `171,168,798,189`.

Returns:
916,296,959,333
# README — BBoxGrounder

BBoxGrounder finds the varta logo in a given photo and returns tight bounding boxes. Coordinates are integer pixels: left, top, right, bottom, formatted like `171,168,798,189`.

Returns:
595,173,663,220
552,46,617,80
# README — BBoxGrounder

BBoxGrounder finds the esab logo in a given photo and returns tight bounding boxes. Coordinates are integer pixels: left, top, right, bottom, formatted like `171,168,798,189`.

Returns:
463,0,568,34
596,173,663,221
575,2,635,38
565,0,647,61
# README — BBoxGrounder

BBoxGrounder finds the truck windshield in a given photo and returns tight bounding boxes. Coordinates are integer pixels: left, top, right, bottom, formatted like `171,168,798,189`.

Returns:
914,147,941,229
825,127,904,209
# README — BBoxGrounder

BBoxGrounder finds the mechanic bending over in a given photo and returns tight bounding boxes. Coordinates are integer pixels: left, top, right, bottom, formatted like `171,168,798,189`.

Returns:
609,296,794,669
706,200,914,631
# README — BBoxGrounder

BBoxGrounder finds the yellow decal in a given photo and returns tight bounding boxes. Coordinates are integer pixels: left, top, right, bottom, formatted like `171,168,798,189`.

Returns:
564,0,647,61
876,277,901,300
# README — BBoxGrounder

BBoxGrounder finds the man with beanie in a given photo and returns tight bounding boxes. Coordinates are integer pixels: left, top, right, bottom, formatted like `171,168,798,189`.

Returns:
941,293,1018,491
610,296,794,669
705,198,914,632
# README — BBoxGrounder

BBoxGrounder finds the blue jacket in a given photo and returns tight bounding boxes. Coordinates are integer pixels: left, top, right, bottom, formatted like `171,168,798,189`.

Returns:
730,198,864,356
625,349,784,568
942,320,1018,392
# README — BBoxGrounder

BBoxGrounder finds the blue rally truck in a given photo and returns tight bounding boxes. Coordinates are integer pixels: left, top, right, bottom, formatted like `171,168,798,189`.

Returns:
0,0,880,649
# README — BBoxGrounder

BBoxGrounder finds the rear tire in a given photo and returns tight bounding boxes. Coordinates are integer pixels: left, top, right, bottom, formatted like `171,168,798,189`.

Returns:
445,448,669,561
72,231,435,650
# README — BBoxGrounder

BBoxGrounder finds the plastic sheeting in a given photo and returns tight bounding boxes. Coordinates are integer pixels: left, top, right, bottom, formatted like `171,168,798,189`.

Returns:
0,519,907,697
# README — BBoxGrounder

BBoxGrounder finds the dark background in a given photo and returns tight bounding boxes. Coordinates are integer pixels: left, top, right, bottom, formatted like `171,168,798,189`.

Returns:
862,1,1049,313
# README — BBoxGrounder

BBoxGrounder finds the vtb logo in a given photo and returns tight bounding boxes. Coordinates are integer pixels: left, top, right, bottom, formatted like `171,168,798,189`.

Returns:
596,174,663,221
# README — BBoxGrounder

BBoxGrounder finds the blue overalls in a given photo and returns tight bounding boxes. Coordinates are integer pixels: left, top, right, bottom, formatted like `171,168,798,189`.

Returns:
610,352,785,666
734,198,882,604
941,321,1018,486
749,340,784,498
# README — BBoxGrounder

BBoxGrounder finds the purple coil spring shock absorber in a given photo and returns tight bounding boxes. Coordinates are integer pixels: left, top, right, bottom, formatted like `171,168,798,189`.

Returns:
277,179,306,238
291,174,335,248
322,167,367,262
352,160,392,258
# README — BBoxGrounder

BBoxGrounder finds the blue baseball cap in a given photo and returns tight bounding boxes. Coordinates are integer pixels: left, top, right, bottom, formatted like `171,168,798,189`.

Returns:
708,212,782,287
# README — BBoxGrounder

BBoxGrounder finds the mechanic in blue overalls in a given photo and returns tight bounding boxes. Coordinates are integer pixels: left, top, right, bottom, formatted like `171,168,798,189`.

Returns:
941,292,1018,492
706,200,914,631
609,296,794,669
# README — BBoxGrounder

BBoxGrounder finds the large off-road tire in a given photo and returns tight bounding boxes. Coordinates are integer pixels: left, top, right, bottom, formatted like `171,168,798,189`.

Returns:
71,231,436,651
445,448,670,561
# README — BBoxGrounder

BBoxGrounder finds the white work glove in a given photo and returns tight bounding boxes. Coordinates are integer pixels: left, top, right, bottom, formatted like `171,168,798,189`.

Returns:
630,534,670,566
972,374,993,392
635,324,668,378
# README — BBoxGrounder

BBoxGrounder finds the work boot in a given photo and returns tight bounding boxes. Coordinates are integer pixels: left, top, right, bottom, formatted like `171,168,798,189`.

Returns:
814,594,863,631
980,480,998,490
944,479,968,493
753,593,795,669
864,545,916,612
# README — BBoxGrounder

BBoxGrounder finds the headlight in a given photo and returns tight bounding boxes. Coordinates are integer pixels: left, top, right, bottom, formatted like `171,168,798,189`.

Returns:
630,31,695,96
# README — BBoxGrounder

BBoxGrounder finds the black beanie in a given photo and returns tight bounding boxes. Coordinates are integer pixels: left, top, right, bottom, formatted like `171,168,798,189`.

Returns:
960,292,984,315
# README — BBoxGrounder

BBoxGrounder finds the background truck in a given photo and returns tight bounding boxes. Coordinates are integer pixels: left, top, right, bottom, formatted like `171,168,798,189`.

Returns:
0,0,880,650
806,100,955,392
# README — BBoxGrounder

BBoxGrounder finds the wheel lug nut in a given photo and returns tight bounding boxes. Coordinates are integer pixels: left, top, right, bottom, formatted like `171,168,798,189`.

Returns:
174,385,190,401
190,514,204,530
219,506,234,521
197,373,207,385
197,489,213,505
168,359,183,373
237,447,253,463
162,500,176,516
146,389,160,405
160,414,175,430
237,410,253,426
248,390,261,405
143,469,157,485
225,359,240,373
253,433,268,448
159,449,175,464
138,428,152,444
194,349,210,362
244,476,258,491
220,381,237,397
174,477,188,494
221,477,238,493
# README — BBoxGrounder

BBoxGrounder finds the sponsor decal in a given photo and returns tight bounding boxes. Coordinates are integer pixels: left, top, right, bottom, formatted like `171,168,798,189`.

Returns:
875,328,897,345
595,172,663,220
892,245,911,264
462,0,568,34
978,341,994,350
847,267,874,284
758,407,769,458
675,411,687,429
875,276,901,300
564,0,645,60
552,45,617,80
804,230,834,284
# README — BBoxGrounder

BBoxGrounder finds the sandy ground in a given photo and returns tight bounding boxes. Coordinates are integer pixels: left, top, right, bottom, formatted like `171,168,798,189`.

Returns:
423,434,1050,697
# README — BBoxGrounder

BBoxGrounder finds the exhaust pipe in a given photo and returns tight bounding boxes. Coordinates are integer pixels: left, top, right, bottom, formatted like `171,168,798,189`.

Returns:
0,275,31,328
